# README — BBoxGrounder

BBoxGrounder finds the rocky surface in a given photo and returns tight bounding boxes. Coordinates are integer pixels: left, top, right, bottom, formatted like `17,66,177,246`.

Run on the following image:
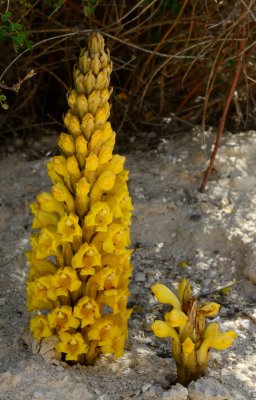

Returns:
0,129,256,400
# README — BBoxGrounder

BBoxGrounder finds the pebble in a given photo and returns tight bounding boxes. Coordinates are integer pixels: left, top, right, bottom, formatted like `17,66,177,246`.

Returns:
142,383,152,392
0,298,6,306
188,377,230,400
135,272,146,282
162,383,188,400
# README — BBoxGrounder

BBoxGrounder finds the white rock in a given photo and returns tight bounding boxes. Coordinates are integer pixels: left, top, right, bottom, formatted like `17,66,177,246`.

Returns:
188,377,230,400
162,383,188,400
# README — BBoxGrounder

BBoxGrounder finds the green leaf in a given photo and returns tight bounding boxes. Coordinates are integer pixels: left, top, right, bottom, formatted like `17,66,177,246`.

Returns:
1,11,12,22
0,95,7,101
27,40,33,50
2,103,9,110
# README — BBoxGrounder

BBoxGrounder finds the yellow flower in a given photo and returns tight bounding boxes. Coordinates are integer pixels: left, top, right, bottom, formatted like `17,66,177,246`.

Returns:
84,202,113,232
57,213,82,243
31,228,61,259
30,315,53,340
73,296,101,327
197,302,220,317
151,320,180,341
164,309,188,328
86,315,126,358
56,332,88,361
51,183,75,214
52,267,82,298
178,278,192,303
58,132,75,157
26,251,57,281
84,267,118,299
30,203,59,229
92,223,130,254
151,283,181,310
197,331,238,365
90,170,116,204
48,305,80,332
96,288,129,315
36,192,65,217
71,243,101,276
26,275,58,312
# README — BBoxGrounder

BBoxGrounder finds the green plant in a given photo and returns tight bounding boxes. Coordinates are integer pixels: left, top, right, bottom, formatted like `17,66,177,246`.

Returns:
26,32,133,364
0,11,33,52
151,278,237,386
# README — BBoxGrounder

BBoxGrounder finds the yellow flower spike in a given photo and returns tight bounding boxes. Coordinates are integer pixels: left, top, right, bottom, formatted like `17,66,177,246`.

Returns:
52,183,75,213
151,283,181,310
151,320,180,341
75,177,90,218
63,110,82,137
26,33,133,365
57,213,82,243
73,296,101,328
58,133,75,157
48,305,80,332
52,266,82,298
56,332,88,361
151,278,237,385
75,136,88,169
164,309,188,329
197,302,220,317
84,202,113,232
66,155,81,190
77,93,89,118
30,315,53,340
37,192,65,217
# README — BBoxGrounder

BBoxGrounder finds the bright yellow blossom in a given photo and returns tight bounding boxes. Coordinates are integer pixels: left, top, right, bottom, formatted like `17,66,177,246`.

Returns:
73,296,101,327
56,332,88,361
48,305,80,332
30,315,53,340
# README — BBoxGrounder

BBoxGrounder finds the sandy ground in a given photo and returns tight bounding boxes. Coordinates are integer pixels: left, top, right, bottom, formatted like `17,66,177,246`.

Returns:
0,129,255,400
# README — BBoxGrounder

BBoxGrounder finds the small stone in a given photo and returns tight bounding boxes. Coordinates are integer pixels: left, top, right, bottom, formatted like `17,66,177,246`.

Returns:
135,272,146,282
162,383,188,400
188,377,230,400
142,383,152,392
143,314,155,332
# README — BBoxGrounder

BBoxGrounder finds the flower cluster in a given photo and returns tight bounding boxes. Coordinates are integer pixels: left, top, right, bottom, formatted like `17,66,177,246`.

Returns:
26,33,133,365
151,279,237,385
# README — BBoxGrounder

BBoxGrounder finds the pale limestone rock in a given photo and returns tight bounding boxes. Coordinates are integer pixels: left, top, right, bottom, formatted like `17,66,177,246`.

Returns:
188,377,230,400
162,383,188,400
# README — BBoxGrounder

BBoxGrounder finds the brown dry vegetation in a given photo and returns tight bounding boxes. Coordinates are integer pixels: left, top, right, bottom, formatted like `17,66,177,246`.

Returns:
0,1,256,143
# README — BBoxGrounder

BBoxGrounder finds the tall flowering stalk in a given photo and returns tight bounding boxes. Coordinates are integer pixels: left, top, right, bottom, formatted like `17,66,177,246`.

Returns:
151,279,237,385
26,33,133,365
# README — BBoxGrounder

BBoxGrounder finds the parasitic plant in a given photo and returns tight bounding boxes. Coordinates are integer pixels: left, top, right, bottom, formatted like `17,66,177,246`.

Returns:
26,32,133,365
151,279,237,385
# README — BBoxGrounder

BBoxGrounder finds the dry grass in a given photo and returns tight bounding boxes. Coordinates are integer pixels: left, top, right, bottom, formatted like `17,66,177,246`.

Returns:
0,0,256,143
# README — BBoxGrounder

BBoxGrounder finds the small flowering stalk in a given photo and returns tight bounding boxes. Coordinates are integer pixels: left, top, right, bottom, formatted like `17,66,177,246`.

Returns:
151,279,237,386
26,33,133,365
